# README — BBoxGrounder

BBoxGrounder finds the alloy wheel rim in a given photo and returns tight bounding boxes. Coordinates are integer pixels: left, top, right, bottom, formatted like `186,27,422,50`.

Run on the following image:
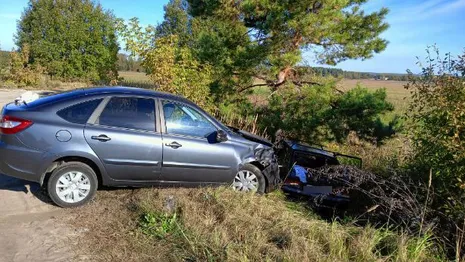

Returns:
232,170,259,192
55,171,91,203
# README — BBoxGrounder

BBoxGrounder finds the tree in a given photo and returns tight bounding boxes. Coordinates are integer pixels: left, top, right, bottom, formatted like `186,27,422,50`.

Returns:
156,0,191,45
143,35,212,109
15,0,119,82
188,0,389,94
118,0,395,143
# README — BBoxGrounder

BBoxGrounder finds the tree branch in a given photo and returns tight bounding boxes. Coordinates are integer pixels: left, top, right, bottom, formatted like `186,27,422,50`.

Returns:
291,80,323,87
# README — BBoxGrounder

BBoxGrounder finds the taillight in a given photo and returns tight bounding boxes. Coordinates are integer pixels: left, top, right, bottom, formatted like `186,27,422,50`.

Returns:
0,115,33,134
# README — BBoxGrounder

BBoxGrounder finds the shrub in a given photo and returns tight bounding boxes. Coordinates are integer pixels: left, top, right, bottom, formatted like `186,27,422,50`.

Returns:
2,44,44,87
406,47,465,259
258,83,395,144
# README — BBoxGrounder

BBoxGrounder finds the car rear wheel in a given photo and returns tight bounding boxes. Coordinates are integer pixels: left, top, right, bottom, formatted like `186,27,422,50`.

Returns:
47,162,98,208
232,164,266,194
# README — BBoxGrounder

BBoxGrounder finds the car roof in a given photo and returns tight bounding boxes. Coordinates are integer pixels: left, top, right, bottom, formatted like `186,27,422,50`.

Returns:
25,86,194,108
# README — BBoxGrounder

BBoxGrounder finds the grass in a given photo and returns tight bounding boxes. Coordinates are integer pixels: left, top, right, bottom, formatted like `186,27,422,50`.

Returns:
69,187,442,262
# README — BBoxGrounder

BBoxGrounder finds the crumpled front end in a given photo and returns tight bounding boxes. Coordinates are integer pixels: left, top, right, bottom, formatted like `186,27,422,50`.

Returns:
254,145,281,192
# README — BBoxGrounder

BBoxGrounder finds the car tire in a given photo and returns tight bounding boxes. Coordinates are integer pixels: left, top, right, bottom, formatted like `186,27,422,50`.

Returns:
232,163,266,194
47,162,98,208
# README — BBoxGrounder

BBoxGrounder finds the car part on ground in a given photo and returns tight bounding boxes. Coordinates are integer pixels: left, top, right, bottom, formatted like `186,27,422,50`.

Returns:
275,139,362,204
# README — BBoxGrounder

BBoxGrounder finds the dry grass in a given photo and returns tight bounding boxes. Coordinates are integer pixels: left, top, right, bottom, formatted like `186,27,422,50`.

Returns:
69,187,441,262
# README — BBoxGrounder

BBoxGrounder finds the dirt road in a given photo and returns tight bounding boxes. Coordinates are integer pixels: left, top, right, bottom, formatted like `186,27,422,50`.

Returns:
0,89,75,262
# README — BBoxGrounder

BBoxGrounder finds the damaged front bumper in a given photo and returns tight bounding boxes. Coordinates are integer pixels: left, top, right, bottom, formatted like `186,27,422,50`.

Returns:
253,146,281,192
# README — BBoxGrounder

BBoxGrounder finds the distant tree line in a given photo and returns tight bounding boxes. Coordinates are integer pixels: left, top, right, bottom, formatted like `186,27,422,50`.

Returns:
309,67,410,81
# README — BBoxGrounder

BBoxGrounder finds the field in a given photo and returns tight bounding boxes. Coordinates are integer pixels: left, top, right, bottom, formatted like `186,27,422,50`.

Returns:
119,71,150,82
118,71,154,89
339,79,410,114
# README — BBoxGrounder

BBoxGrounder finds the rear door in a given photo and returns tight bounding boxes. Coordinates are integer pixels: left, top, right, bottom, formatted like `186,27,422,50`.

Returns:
84,96,163,181
159,100,237,183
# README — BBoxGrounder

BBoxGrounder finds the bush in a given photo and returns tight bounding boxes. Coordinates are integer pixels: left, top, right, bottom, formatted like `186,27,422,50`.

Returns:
2,44,44,87
406,47,465,258
258,83,396,144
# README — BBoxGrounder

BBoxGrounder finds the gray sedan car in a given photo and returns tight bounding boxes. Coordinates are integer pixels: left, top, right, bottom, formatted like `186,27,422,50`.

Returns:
0,87,279,207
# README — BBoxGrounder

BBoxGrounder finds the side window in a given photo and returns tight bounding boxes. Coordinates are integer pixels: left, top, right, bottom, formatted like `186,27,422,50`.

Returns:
162,101,217,137
98,97,156,131
57,99,103,124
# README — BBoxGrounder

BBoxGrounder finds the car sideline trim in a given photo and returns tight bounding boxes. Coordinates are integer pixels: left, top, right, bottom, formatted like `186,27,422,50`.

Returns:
103,159,159,166
162,161,231,170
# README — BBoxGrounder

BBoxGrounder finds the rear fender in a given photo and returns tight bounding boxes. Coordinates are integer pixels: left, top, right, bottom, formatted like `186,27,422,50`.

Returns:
39,150,109,186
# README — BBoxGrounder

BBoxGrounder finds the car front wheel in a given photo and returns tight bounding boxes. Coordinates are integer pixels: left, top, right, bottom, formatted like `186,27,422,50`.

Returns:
232,164,266,194
47,162,98,208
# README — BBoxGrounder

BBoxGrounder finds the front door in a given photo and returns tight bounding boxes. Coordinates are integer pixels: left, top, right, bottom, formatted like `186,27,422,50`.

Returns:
159,101,237,183
84,96,162,181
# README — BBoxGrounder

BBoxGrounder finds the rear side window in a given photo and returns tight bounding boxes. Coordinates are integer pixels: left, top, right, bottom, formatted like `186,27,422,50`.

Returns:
98,97,156,131
57,99,103,124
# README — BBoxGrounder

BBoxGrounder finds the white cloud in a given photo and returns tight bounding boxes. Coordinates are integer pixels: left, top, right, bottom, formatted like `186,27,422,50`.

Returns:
389,0,465,24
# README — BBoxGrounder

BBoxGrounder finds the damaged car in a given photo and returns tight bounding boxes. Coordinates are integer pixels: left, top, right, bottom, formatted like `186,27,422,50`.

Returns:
275,138,362,205
0,87,280,207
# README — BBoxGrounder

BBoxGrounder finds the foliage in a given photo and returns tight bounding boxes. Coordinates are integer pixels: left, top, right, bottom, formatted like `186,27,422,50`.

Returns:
156,0,191,46
15,0,119,82
120,33,213,109
0,50,9,70
330,86,396,142
117,0,395,142
118,0,389,102
139,211,181,239
258,83,395,143
2,44,44,87
188,0,389,96
406,47,465,223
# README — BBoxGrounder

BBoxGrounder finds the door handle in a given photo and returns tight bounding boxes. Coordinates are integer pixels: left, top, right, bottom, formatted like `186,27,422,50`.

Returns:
165,141,182,149
91,134,111,142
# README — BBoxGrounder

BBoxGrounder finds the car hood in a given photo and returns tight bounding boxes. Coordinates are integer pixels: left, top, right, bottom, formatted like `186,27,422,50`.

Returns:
227,126,273,147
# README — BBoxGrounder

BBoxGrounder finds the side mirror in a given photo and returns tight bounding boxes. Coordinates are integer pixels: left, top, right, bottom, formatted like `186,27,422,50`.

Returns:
216,130,228,142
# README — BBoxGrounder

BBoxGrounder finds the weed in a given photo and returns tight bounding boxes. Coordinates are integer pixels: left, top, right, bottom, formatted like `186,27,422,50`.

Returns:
139,211,180,239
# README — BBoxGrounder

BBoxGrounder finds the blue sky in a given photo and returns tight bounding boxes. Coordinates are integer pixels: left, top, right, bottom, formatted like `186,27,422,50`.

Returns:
0,0,464,73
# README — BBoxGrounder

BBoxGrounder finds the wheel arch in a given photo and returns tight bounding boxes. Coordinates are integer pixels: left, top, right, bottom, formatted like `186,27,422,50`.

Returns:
245,161,269,189
40,155,105,187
